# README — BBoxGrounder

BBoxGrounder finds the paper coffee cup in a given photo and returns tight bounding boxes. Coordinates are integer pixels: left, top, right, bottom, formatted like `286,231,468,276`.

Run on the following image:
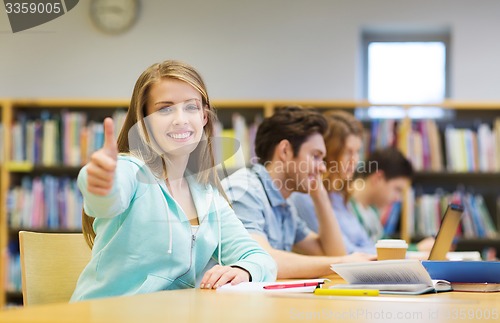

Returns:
375,239,408,260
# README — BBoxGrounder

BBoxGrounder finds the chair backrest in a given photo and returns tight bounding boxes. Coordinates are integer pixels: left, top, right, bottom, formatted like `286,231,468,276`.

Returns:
19,231,91,305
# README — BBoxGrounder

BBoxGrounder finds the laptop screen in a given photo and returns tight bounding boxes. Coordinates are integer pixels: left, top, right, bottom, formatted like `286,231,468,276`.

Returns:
427,203,464,261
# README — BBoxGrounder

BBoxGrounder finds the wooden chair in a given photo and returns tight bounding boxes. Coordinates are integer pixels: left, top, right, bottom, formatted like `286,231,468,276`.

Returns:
19,231,91,305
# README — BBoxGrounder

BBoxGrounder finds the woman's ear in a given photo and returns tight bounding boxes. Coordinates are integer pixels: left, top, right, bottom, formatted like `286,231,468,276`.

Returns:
203,110,208,126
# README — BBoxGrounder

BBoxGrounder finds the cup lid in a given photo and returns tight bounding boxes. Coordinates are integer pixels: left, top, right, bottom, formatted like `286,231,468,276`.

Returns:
375,239,408,248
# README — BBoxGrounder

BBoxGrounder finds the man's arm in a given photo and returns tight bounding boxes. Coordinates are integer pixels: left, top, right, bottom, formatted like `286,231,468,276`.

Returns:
251,234,374,279
291,186,346,257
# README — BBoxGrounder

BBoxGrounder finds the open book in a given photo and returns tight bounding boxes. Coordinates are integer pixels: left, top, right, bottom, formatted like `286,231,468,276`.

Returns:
331,259,452,295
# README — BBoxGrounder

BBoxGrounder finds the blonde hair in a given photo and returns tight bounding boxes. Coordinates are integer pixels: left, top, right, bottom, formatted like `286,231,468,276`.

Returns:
322,110,364,200
82,60,223,248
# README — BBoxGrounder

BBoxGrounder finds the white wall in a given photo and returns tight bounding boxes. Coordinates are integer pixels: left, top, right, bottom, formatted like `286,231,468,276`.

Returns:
1,0,500,100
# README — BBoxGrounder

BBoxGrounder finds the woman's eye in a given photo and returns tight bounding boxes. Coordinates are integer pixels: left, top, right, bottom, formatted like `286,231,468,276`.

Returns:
185,104,200,111
158,106,173,114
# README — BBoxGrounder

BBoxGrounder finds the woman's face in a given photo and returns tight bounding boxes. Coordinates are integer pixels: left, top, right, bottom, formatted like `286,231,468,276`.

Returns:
145,79,207,158
339,134,362,180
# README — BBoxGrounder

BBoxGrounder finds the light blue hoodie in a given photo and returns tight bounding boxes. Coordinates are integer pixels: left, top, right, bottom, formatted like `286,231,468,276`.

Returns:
71,155,277,301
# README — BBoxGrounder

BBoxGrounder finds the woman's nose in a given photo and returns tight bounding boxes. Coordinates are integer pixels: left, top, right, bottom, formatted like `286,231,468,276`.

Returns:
172,108,188,125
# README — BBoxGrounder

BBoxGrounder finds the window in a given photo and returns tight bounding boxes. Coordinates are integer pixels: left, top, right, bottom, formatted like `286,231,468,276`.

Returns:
359,31,451,119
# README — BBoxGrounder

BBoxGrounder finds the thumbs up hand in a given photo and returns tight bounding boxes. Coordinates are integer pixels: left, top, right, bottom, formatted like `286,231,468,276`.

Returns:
86,117,118,196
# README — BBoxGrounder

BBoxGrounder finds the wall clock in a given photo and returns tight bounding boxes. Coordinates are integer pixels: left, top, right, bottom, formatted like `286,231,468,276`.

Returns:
90,0,139,34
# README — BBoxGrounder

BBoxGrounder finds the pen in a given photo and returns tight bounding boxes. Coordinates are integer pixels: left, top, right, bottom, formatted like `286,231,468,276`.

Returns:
263,282,320,290
314,288,379,296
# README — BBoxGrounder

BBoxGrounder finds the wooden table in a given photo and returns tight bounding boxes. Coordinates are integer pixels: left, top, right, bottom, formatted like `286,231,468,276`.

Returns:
0,285,499,323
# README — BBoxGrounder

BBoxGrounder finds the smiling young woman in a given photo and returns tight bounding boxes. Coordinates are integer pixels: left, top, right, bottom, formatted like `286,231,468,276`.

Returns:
72,60,277,301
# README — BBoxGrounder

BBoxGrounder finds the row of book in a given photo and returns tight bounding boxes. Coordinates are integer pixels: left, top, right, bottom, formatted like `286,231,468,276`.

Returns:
405,188,498,239
379,200,402,238
4,242,21,293
213,114,261,169
369,119,444,171
11,110,126,166
444,122,500,172
8,180,495,239
6,111,500,172
9,111,262,168
368,118,500,172
7,176,83,230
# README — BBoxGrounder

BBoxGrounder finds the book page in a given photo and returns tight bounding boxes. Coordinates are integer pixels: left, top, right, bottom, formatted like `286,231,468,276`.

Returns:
331,283,431,292
331,260,433,286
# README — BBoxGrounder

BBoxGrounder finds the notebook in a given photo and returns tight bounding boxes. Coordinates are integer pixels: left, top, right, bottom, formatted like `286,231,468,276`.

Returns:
216,279,327,293
422,260,500,292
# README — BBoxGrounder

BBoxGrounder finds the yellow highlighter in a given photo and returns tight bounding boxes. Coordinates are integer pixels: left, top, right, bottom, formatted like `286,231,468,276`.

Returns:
314,288,379,296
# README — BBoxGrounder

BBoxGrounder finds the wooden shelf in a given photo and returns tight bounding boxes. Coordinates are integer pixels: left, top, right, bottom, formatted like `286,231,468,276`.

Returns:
11,99,129,108
414,171,500,176
413,171,500,182
412,172,500,191
7,164,82,175
455,237,500,252
9,228,82,235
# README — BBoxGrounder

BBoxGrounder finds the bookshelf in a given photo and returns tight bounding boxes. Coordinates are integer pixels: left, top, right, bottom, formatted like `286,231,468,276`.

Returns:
0,99,498,307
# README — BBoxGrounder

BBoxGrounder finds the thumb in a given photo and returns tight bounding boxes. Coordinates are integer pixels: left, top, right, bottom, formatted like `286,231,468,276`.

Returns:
103,117,118,158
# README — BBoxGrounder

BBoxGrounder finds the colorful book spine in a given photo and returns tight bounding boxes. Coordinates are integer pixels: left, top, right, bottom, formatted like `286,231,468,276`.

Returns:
13,110,126,166
7,176,83,230
383,201,402,237
410,188,497,239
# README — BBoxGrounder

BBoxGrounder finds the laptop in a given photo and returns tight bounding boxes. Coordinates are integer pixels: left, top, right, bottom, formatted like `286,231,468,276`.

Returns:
427,203,464,261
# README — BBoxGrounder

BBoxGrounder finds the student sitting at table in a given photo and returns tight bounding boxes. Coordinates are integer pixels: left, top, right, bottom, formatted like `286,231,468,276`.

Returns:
222,106,374,279
348,147,435,252
290,110,377,254
71,60,276,301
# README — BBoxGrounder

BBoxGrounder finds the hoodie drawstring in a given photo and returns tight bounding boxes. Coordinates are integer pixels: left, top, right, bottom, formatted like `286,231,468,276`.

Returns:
213,200,222,265
166,206,173,254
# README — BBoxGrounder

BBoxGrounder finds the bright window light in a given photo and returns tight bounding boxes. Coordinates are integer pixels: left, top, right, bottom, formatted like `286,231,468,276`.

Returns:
368,42,446,104
362,40,448,119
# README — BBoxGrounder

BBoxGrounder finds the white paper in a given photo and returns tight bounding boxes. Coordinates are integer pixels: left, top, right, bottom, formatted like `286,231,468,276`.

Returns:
216,279,326,293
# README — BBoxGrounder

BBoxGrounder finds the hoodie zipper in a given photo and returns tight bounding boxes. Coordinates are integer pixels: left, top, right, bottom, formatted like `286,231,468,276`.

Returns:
159,180,213,284
171,200,209,282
